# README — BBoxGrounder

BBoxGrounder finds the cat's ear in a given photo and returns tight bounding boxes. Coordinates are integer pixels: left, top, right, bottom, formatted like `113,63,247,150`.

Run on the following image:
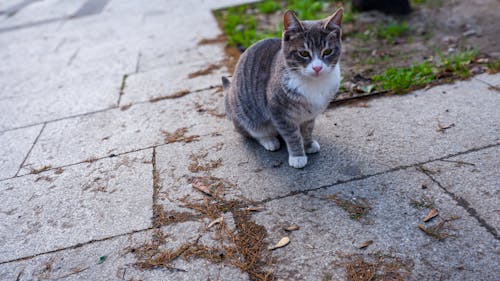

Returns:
323,8,343,30
283,10,303,32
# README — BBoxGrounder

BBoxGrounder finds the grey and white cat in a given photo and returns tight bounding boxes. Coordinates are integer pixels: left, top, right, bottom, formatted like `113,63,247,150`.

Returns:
223,8,343,168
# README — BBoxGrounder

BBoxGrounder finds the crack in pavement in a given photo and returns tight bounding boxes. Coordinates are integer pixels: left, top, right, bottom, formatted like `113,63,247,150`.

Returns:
1,142,499,266
15,123,46,177
0,227,152,265
419,168,499,241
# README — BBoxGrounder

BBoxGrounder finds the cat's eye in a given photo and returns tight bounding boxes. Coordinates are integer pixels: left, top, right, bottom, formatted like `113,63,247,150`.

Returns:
322,48,333,57
298,50,310,58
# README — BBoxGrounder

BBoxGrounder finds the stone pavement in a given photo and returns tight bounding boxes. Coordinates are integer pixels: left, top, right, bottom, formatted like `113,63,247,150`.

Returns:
0,1,499,280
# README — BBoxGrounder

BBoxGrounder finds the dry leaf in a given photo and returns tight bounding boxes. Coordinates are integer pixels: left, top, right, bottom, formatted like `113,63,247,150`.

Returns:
283,225,300,231
304,243,315,249
191,179,212,195
357,240,373,249
244,206,266,212
423,208,439,222
268,237,290,250
208,217,223,228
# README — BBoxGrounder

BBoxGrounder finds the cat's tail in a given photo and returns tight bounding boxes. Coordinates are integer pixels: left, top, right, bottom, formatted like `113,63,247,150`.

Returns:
221,76,230,91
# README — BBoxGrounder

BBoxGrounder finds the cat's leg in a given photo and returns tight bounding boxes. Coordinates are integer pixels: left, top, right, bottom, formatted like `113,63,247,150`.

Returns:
248,125,281,151
274,119,307,168
300,120,320,154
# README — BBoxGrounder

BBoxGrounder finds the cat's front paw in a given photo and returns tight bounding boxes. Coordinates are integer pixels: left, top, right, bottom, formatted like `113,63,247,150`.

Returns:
289,155,308,169
305,140,320,154
257,137,281,151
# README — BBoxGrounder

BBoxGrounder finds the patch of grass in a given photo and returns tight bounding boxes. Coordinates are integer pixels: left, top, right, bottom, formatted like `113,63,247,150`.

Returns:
258,0,281,14
325,194,371,221
487,59,500,74
287,0,327,20
438,50,478,78
215,0,334,49
376,21,409,40
372,61,436,94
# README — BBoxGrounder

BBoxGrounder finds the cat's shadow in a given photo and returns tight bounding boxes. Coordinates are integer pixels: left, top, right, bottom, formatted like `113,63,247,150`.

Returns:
238,133,362,193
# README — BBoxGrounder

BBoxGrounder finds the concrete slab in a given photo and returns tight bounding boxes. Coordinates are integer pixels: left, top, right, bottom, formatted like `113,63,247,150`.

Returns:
21,88,226,173
422,145,500,235
0,150,153,263
475,73,500,87
0,125,42,180
253,168,499,280
0,69,122,131
122,60,226,104
0,0,83,29
154,77,500,202
0,222,248,281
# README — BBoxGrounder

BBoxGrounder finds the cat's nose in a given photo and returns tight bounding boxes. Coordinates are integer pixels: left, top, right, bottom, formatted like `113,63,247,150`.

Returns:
312,66,323,73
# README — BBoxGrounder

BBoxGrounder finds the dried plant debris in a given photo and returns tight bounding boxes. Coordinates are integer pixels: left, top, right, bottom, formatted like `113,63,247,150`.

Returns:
152,205,201,227
35,175,54,182
53,167,64,174
436,119,455,133
188,152,222,172
337,252,413,281
149,89,191,102
283,225,300,232
409,196,435,209
325,195,371,221
134,201,274,280
423,208,439,222
207,217,224,228
188,63,223,79
189,176,235,197
30,165,52,174
268,237,290,251
162,127,200,144
244,206,266,212
357,240,374,250
418,216,460,241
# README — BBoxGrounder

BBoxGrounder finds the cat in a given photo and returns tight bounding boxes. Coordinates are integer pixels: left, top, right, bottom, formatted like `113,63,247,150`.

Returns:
223,8,343,168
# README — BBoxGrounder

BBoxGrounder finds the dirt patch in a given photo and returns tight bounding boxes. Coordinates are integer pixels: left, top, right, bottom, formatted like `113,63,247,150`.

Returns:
212,0,499,97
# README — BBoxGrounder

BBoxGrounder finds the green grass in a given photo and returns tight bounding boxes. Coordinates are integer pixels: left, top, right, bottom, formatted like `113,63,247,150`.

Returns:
487,59,500,73
257,0,281,14
373,50,480,94
215,0,335,48
438,50,478,77
373,62,436,94
287,0,327,20
376,21,409,40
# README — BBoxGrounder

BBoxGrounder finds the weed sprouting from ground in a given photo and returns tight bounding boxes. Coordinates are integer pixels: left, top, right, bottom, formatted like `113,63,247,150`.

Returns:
376,21,409,41
438,50,478,78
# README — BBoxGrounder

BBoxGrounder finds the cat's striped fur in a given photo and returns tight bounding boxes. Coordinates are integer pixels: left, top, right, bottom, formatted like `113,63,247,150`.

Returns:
223,9,343,168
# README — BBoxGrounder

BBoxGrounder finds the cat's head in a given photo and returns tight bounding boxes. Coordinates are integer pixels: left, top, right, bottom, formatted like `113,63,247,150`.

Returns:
282,8,343,79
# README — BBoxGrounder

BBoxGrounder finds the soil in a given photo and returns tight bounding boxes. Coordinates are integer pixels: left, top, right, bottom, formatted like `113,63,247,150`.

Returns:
205,0,499,98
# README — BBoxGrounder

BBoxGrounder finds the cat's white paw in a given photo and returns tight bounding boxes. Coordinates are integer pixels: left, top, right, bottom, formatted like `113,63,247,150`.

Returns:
258,137,281,151
289,155,308,168
305,140,320,154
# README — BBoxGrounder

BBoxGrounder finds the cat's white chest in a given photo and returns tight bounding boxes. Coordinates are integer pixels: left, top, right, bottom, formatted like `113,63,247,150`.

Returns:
287,64,341,121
